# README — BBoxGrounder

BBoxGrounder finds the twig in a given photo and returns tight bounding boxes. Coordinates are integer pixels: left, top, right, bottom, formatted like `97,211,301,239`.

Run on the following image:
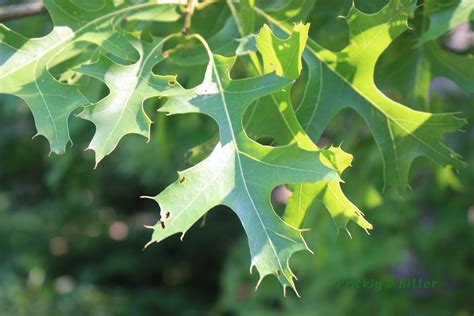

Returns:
0,1,46,22
181,0,197,34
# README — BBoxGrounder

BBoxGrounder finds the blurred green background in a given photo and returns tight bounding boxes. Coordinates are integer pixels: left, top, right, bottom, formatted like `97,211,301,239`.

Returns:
0,1,473,315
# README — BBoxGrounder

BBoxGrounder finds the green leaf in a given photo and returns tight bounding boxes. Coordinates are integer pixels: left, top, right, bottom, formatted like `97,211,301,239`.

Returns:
418,0,474,43
0,0,180,154
378,38,474,111
285,147,372,233
185,134,219,165
236,34,257,56
243,23,372,232
240,0,256,35
125,3,181,22
256,0,466,192
145,36,339,294
169,17,240,66
0,24,89,154
74,36,186,165
261,0,316,23
377,1,474,111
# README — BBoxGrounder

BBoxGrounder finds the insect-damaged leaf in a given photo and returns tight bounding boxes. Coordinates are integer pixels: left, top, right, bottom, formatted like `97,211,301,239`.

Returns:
145,36,339,294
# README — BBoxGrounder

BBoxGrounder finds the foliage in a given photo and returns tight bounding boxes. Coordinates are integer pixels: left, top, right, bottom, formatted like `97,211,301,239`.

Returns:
1,0,472,301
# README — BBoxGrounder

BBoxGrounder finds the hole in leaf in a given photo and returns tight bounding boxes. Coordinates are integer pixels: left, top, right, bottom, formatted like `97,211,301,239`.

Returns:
159,211,170,229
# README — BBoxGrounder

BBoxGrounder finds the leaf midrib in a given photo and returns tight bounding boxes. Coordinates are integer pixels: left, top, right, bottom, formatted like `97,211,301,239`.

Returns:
196,33,289,278
213,57,287,278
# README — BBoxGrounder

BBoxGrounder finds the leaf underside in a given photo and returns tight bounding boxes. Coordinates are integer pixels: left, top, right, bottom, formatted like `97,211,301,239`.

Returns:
146,44,339,293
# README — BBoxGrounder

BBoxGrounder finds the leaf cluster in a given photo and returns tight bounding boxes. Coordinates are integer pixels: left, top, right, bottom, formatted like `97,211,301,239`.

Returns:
1,0,472,294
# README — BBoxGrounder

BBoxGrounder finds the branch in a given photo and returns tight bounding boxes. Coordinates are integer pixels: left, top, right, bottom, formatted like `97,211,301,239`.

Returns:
181,0,197,34
0,2,46,22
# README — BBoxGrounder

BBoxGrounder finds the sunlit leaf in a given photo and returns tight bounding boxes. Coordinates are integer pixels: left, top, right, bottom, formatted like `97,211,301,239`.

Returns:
0,0,180,153
256,0,466,192
145,36,339,294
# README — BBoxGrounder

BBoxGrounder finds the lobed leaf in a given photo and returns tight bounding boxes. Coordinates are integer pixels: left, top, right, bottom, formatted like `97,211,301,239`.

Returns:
256,0,466,192
0,0,180,154
146,35,339,294
74,36,188,164
242,23,372,233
